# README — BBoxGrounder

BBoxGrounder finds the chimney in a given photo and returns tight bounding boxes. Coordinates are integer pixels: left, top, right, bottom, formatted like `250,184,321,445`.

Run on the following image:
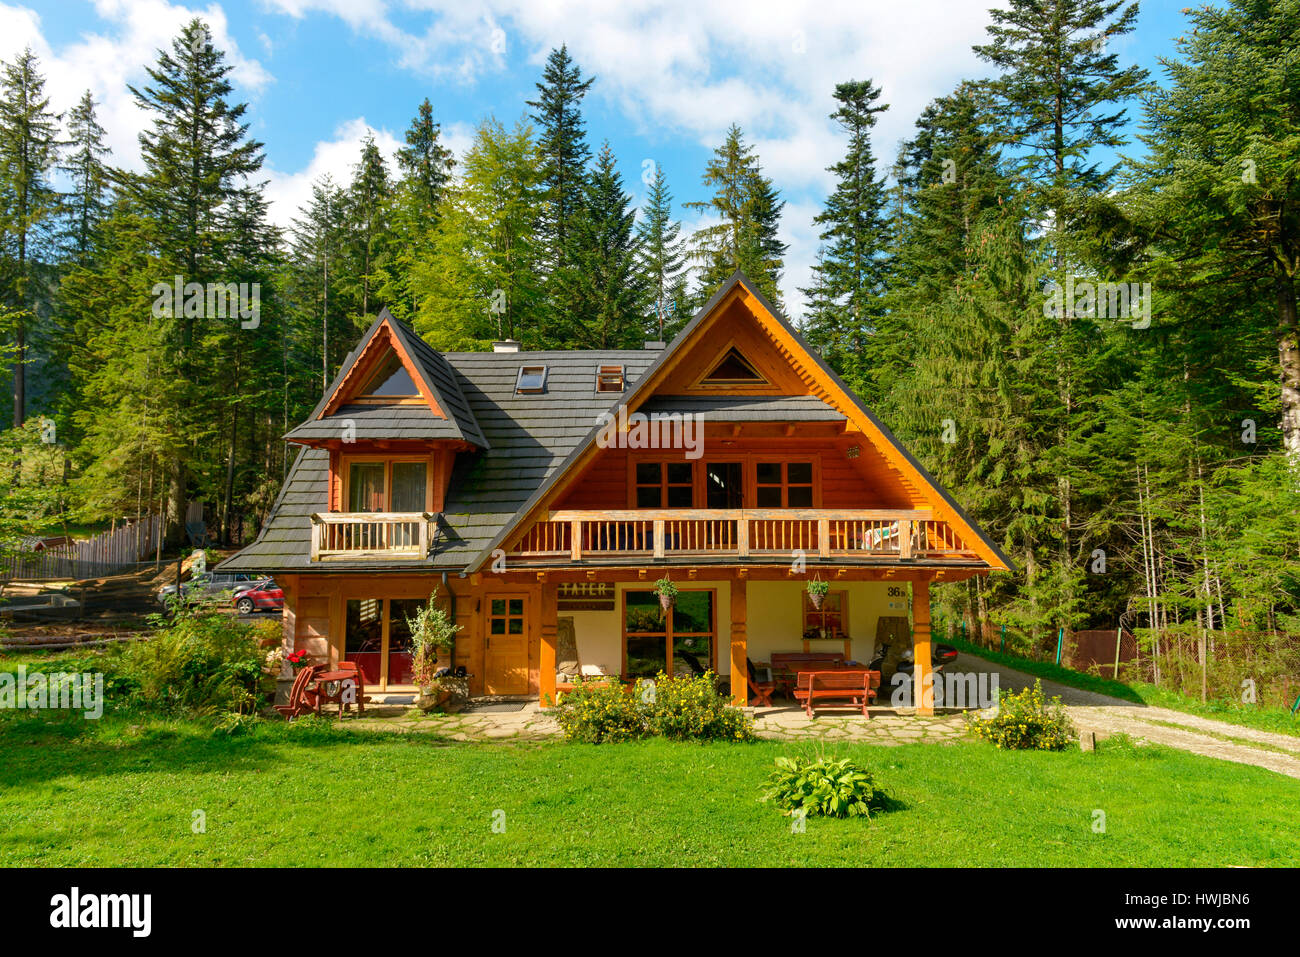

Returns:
492,339,521,353
643,340,666,350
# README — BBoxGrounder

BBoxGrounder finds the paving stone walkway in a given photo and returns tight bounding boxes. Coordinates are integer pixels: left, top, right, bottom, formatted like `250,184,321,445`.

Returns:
336,698,968,744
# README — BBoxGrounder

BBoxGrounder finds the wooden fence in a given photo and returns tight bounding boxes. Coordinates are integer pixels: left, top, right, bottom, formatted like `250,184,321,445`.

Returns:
1,515,165,581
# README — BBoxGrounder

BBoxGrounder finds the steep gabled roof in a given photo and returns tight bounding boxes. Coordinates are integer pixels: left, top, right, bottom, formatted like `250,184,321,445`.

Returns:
222,345,659,573
299,308,488,449
469,272,1015,573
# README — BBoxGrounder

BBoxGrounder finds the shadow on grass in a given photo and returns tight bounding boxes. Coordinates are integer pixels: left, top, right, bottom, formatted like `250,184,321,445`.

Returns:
0,709,455,791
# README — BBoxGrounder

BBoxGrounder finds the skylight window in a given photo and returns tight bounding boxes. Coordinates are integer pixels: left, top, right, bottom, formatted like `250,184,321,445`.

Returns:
515,365,548,394
596,364,625,393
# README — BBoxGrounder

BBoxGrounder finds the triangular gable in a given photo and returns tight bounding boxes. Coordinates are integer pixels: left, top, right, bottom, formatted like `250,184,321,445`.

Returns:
470,272,1013,573
298,308,488,450
321,313,447,418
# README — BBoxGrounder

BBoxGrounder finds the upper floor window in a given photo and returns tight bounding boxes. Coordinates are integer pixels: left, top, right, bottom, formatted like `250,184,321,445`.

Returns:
635,461,693,508
516,365,548,394
756,462,814,508
595,364,625,393
358,354,419,399
348,459,428,512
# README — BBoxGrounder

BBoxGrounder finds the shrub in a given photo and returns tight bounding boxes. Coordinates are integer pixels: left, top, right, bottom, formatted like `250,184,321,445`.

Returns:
550,678,648,743
965,679,1076,750
119,610,268,716
763,751,883,818
551,671,755,743
642,671,754,742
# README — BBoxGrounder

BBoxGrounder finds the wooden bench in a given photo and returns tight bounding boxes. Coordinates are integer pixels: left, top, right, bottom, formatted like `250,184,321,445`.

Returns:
770,651,847,697
793,670,881,718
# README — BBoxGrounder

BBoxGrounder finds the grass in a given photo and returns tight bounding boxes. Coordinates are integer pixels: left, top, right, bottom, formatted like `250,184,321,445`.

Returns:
949,636,1300,739
0,708,1297,867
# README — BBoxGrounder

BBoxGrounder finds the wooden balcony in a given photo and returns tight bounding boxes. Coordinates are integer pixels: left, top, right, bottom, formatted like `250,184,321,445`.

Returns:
310,512,437,561
507,509,977,564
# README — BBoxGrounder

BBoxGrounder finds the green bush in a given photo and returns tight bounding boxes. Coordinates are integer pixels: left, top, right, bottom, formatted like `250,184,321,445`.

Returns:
550,678,648,743
965,679,1077,750
642,671,754,742
763,752,883,818
551,671,755,744
119,610,269,717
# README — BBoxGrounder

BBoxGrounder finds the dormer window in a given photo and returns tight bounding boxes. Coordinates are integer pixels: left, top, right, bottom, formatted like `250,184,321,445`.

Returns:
358,353,419,399
516,365,548,394
595,364,625,393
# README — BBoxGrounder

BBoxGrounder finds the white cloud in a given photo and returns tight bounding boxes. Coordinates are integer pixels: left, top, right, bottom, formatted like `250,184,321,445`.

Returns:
0,1,271,175
264,116,401,226
258,0,997,312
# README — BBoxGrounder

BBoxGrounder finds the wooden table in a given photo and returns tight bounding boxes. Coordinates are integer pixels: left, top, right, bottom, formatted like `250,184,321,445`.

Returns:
312,669,361,718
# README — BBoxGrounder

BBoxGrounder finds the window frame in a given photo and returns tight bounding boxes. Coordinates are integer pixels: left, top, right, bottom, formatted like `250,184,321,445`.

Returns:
515,364,548,394
595,364,625,393
755,460,817,509
341,453,434,513
621,587,717,679
631,458,695,509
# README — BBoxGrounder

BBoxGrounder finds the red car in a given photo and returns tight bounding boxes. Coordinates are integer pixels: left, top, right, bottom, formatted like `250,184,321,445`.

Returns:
232,578,283,615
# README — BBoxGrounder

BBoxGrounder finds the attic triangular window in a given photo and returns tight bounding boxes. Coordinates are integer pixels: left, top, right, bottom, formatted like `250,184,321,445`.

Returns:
702,347,766,385
359,353,419,398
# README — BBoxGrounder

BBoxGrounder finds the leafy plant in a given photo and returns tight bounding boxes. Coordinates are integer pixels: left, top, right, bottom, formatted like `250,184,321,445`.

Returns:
551,671,755,744
653,576,678,605
642,671,754,742
550,678,648,743
763,750,883,819
118,610,268,716
965,678,1076,750
406,589,462,687
806,578,830,599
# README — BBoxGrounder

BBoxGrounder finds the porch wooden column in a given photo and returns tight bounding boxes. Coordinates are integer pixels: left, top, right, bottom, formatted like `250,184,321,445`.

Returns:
539,580,558,708
912,577,934,716
730,577,748,706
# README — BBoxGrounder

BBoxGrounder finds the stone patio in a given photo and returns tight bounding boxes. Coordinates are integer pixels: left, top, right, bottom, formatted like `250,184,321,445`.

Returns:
333,698,971,744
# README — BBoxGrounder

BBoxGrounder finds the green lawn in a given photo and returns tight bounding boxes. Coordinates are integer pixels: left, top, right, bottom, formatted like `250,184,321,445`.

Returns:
1,711,1296,867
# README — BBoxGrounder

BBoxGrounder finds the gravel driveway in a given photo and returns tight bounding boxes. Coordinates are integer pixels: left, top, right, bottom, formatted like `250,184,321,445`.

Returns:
953,651,1300,779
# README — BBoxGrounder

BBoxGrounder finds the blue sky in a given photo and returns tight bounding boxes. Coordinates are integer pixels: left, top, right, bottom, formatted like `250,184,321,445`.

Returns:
15,0,1192,314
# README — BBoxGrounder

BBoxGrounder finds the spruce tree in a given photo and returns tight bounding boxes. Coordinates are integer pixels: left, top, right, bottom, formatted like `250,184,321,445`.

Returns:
0,47,60,428
341,133,392,329
800,79,891,388
685,124,786,305
58,89,113,264
126,18,267,540
636,164,686,339
528,45,595,334
553,142,647,348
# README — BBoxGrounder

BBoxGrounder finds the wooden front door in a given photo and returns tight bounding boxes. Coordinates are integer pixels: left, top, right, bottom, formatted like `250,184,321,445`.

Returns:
484,594,529,694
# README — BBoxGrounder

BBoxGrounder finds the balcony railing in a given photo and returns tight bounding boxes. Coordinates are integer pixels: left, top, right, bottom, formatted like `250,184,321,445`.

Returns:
507,509,977,563
310,512,436,561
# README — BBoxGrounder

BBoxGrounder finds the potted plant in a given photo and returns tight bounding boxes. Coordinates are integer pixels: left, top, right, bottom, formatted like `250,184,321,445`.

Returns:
807,576,829,610
406,589,466,712
654,575,678,611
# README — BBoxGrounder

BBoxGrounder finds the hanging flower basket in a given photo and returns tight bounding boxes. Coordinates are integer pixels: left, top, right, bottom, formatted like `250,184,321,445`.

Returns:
807,577,829,609
655,575,679,610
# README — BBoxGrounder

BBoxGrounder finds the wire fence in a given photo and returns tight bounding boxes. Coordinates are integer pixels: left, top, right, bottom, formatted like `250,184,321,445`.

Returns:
937,616,1300,710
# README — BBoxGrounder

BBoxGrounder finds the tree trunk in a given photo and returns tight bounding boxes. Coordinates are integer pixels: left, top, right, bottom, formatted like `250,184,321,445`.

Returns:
1275,269,1300,464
